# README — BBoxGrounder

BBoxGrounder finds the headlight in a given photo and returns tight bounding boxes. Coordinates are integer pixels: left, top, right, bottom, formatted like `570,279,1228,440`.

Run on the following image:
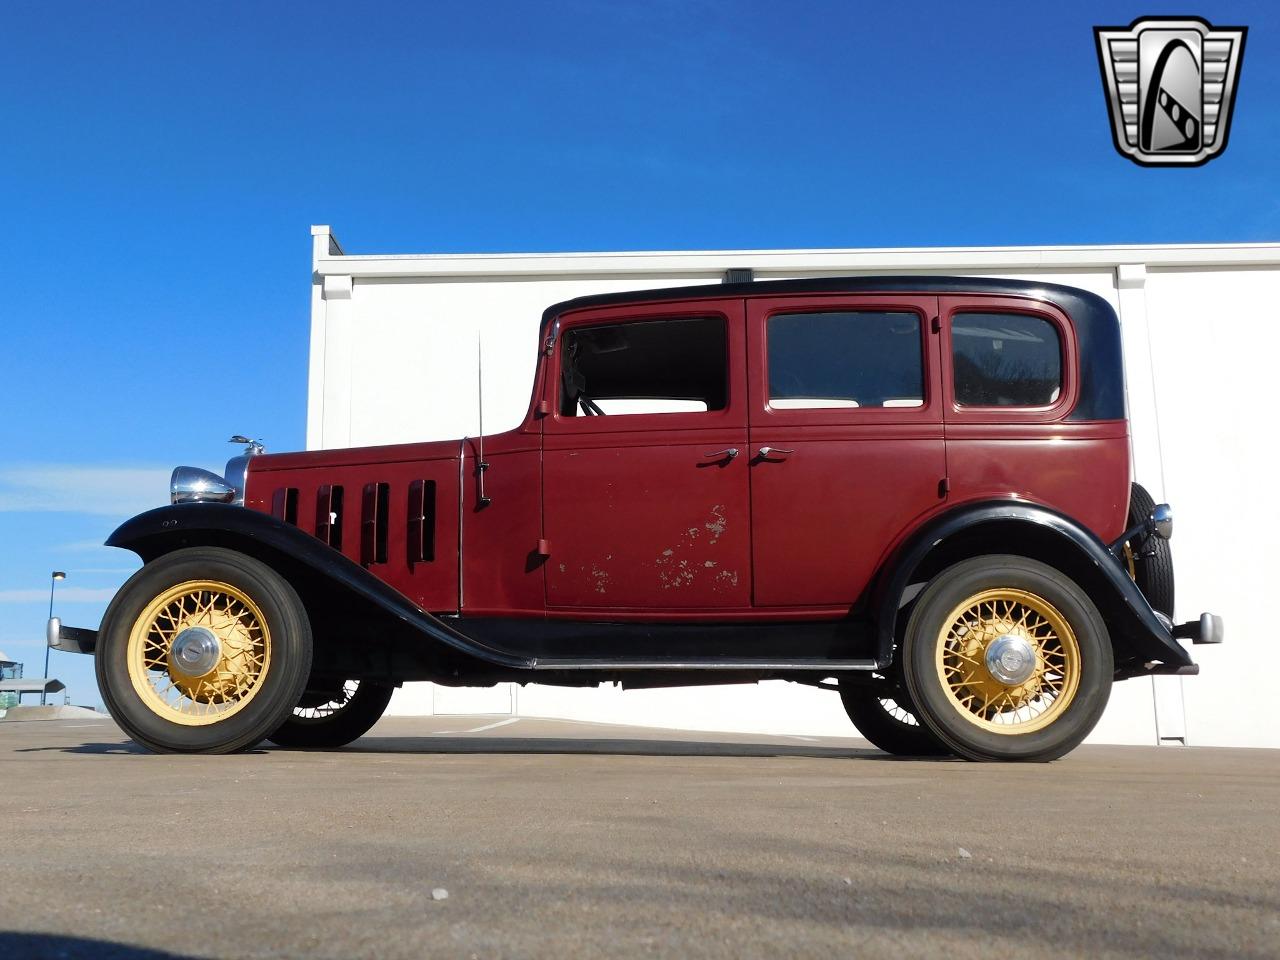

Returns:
171,466,236,504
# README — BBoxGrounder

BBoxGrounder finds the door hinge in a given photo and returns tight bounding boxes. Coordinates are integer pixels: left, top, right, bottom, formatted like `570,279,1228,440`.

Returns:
931,315,941,334
536,538,551,556
939,476,950,498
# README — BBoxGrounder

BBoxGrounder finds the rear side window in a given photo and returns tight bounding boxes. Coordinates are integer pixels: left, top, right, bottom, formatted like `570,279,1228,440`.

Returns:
952,312,1062,407
767,311,924,409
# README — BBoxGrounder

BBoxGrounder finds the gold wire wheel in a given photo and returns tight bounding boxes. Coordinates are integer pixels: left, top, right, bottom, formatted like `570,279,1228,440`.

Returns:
126,580,272,726
935,588,1081,735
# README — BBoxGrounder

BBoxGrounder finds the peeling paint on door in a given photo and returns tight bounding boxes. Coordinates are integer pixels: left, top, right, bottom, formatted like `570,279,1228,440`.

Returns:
705,504,727,541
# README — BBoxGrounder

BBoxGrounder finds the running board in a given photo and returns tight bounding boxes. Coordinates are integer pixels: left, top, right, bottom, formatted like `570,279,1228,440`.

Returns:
529,657,880,672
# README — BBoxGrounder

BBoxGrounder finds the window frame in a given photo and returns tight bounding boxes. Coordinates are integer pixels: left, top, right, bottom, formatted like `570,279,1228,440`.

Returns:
940,295,1078,423
544,298,746,437
748,294,942,427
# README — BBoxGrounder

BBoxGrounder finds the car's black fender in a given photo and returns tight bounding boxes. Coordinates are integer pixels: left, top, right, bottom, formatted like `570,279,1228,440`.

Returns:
871,499,1194,674
105,504,532,670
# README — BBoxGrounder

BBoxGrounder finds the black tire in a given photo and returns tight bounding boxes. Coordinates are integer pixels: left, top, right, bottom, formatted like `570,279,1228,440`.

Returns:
95,547,313,754
902,555,1113,762
838,681,950,756
1127,482,1175,617
268,680,394,749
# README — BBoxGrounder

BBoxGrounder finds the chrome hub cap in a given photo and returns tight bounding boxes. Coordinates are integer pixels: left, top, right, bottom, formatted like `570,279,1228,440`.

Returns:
984,633,1037,686
169,626,221,678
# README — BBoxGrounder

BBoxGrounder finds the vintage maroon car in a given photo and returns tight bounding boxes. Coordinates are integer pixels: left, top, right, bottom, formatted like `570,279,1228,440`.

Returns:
51,277,1221,760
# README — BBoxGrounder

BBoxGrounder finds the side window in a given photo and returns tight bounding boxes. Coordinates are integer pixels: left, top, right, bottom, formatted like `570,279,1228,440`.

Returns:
952,312,1062,407
560,316,727,417
767,311,924,409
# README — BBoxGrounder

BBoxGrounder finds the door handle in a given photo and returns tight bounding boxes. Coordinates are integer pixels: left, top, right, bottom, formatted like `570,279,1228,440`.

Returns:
702,448,739,460
757,446,794,459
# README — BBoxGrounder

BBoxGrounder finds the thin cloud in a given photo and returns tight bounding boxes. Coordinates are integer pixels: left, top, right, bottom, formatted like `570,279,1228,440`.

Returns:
0,464,171,516
0,586,119,603
57,538,115,552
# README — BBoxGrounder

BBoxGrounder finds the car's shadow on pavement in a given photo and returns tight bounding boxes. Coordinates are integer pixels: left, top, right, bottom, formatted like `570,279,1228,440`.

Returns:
15,741,151,755
0,932,201,960
18,737,954,761
337,735,953,761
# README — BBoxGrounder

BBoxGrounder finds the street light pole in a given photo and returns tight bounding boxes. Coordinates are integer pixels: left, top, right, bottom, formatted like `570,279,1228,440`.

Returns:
42,571,66,706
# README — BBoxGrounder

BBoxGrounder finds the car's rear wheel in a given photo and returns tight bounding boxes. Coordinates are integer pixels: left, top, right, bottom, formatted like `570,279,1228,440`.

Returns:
267,679,394,748
902,555,1112,762
96,547,312,754
838,681,950,756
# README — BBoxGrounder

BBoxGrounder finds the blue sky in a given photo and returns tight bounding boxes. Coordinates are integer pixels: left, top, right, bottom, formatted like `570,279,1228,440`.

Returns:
1,1,1276,707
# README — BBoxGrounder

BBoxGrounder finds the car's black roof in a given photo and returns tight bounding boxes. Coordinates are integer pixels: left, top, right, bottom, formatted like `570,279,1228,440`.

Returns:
543,274,1115,322
541,275,1125,422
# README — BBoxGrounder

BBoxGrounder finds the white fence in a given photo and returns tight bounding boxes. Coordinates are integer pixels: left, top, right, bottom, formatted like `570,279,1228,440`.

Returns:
309,227,1280,748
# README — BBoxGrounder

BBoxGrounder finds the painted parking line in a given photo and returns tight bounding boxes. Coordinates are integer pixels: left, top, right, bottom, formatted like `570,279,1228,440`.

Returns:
463,717,520,734
425,717,521,736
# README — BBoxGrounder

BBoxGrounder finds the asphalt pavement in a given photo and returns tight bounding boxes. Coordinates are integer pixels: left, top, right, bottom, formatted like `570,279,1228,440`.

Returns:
1,714,1277,959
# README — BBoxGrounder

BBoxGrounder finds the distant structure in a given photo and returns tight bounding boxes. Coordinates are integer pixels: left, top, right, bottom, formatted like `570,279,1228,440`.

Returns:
0,650,20,709
0,650,65,709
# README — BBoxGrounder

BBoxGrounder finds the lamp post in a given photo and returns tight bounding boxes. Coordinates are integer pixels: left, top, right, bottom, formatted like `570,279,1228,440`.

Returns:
42,571,66,706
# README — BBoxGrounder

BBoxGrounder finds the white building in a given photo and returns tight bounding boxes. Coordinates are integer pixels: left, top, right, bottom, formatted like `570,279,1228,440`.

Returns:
308,226,1280,749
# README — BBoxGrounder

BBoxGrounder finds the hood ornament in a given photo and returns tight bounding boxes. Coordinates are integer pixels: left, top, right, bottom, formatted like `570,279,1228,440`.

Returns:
229,435,265,457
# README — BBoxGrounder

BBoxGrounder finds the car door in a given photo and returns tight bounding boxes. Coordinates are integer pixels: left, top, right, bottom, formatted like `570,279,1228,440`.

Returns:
542,297,751,610
747,294,946,607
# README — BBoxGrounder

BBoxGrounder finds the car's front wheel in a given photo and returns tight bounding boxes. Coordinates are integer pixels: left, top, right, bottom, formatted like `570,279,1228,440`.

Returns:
96,547,313,754
902,555,1112,762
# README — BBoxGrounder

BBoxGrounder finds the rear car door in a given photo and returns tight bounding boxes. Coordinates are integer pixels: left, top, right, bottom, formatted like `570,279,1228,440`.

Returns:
747,295,946,607
542,298,751,610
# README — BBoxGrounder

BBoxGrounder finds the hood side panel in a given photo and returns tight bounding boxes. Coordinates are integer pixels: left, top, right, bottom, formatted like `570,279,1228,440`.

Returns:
245,450,462,614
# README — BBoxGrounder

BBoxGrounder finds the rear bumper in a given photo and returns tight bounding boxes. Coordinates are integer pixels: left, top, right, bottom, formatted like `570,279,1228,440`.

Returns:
1124,612,1222,679
1174,612,1224,645
47,618,97,655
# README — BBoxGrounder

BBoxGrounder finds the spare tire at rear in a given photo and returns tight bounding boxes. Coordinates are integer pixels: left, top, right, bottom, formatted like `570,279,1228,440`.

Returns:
1127,482,1175,617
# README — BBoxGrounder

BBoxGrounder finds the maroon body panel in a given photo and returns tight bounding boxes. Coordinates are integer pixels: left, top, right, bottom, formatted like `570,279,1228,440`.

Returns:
458,434,546,617
745,294,947,606
542,298,752,609
246,440,463,613
749,426,948,606
944,423,1130,540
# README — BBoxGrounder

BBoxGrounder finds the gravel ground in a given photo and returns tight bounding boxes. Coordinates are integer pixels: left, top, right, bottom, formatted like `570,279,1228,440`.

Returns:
1,715,1277,959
